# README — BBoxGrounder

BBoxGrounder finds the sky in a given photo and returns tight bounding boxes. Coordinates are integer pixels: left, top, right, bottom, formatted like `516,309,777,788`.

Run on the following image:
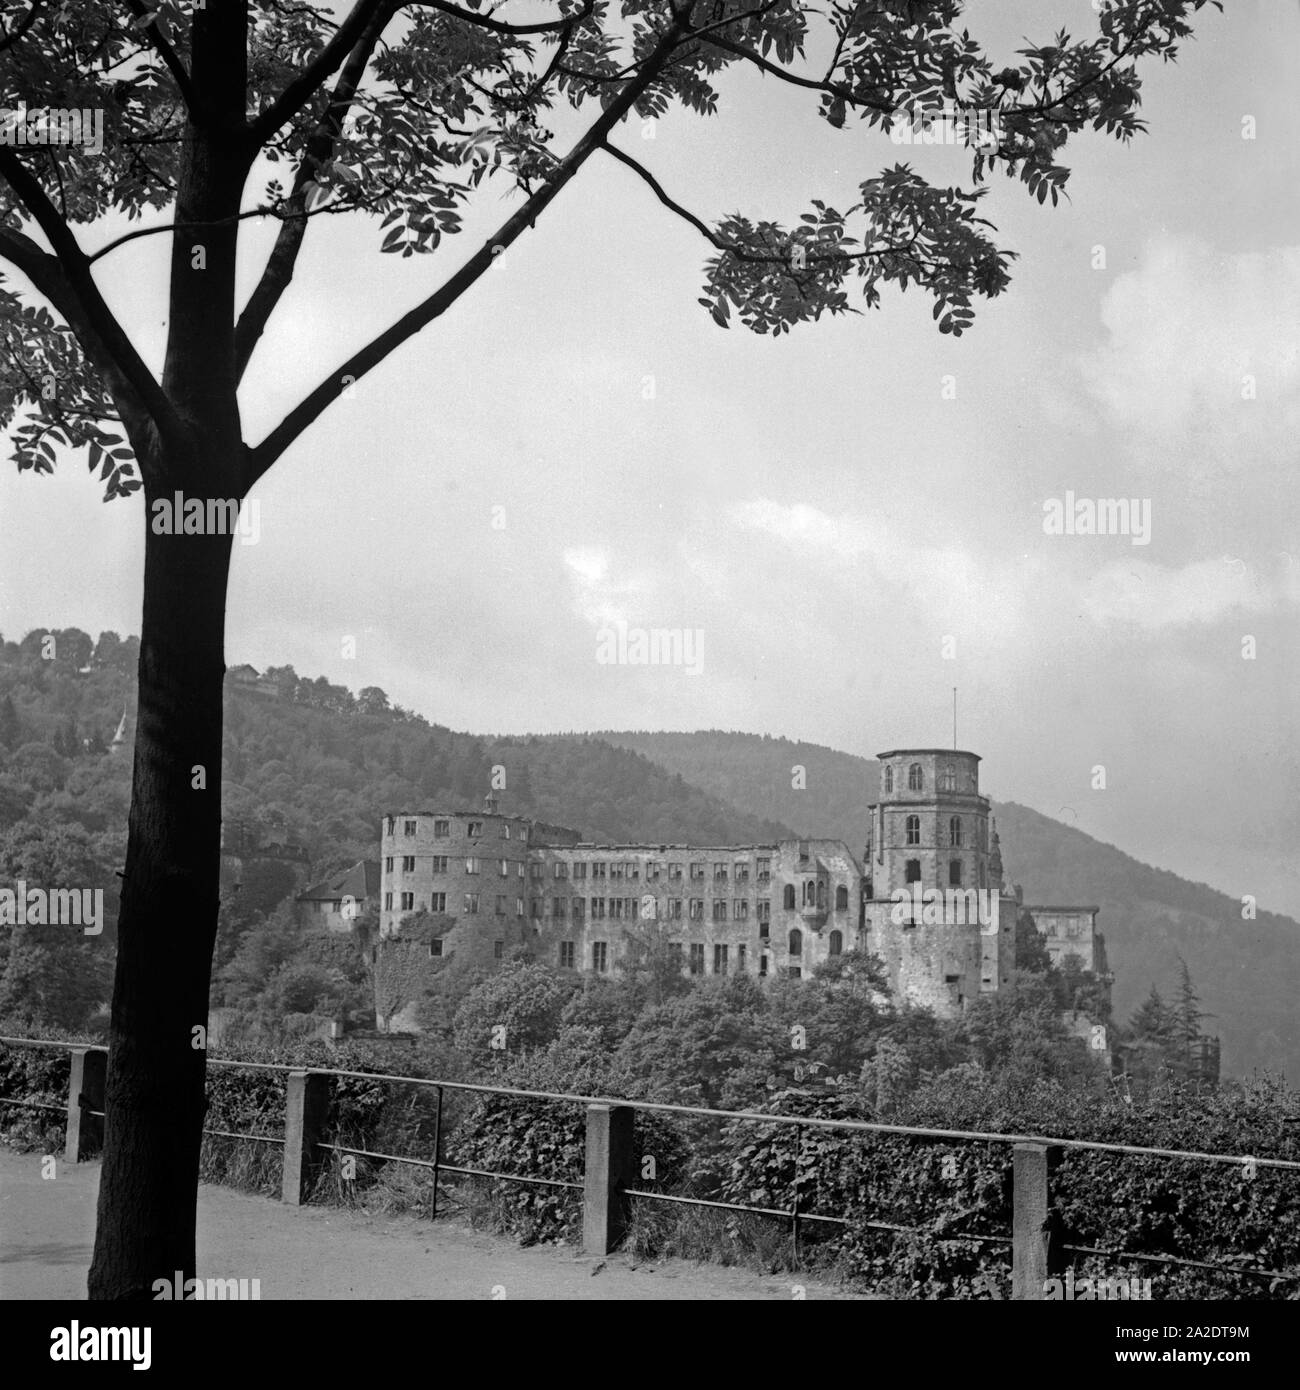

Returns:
2,1,1299,916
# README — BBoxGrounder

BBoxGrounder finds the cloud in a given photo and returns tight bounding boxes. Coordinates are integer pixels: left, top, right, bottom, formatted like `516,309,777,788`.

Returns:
1078,556,1283,630
1080,237,1300,471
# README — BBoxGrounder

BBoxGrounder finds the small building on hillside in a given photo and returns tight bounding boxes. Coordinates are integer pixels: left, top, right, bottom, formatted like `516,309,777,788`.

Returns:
297,859,381,931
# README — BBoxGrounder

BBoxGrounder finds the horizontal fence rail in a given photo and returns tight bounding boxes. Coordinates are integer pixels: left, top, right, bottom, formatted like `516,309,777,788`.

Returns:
1,1035,1296,1298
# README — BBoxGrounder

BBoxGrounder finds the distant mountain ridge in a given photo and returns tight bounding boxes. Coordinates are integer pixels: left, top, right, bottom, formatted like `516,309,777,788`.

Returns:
587,730,1300,1083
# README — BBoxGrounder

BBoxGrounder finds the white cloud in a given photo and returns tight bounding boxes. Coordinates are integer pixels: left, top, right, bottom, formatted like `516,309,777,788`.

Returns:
1080,237,1300,470
1079,556,1280,630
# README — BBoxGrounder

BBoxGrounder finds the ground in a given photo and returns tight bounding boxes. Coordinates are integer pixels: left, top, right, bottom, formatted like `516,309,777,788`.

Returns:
0,1150,862,1300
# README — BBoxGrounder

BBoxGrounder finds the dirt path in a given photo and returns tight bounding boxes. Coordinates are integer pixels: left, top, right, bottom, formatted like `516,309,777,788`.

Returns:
0,1150,862,1300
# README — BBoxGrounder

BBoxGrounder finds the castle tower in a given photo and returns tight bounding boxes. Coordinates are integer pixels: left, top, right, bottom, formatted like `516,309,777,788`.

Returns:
862,748,1015,1016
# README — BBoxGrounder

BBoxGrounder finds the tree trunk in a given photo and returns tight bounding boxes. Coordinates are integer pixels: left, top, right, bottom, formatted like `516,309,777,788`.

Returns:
87,515,234,1300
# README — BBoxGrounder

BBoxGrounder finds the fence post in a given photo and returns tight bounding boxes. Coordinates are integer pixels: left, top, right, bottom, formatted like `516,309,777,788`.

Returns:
281,1069,330,1206
65,1046,107,1162
1012,1142,1064,1299
583,1103,635,1255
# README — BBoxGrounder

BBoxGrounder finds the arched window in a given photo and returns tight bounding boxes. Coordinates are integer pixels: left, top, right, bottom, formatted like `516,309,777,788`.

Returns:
783,883,796,910
788,929,802,957
940,765,955,791
949,816,962,847
835,884,849,911
802,880,816,907
905,859,921,883
949,859,963,887
905,815,920,846
883,765,894,794
828,930,843,956
908,763,923,791
815,880,826,910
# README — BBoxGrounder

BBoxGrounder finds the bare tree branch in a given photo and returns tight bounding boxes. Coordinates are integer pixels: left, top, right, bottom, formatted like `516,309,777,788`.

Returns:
236,0,392,380
247,11,687,483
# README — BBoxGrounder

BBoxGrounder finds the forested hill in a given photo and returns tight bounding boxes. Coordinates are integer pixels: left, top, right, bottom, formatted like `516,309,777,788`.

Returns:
590,730,1300,1082
0,636,791,903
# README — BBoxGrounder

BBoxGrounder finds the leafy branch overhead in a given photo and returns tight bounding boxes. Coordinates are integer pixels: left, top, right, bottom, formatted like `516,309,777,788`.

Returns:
0,0,1220,497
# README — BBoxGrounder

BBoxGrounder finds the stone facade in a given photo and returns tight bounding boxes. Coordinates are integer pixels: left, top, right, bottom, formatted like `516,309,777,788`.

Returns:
374,745,1100,1030
1025,905,1108,976
860,749,1016,1014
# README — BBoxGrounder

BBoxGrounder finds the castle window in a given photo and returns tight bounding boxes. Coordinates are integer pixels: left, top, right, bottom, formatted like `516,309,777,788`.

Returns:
495,895,508,916
668,863,683,881
400,892,413,911
530,862,543,880
908,764,923,791
690,899,703,920
553,897,567,919
517,863,525,878
591,897,606,919
713,862,728,882
949,860,963,887
734,860,749,882
493,940,504,960
573,862,587,880
404,819,417,836
646,861,662,881
829,930,843,956
759,954,769,977
531,898,542,919
592,861,606,879
905,859,921,884
500,823,510,838
949,817,962,847
384,856,394,873
467,821,483,839
429,940,442,958
384,892,393,910
610,862,625,881
516,897,524,917
783,884,796,910
463,893,479,914
431,892,446,912
714,945,729,975
465,857,479,874
905,815,921,846
802,880,815,908
940,766,955,792
737,944,747,972
759,919,769,940
386,817,396,836
559,941,575,968
816,880,827,911
757,899,770,922
554,861,568,879
432,856,448,873
592,942,608,973
690,861,705,881
788,929,802,957
499,859,509,877
689,944,705,976
669,898,683,920
734,899,749,921
883,765,894,794
756,858,771,884
572,897,585,918
712,900,727,922
433,820,449,838
836,885,849,911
